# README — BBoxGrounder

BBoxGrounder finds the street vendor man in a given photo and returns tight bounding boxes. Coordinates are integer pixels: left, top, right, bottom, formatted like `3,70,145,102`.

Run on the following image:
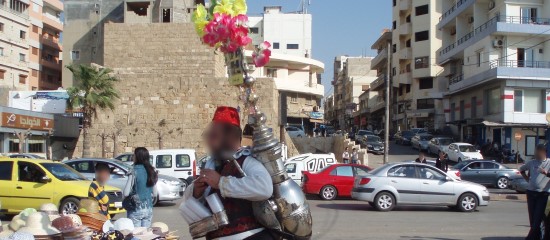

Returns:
181,106,274,240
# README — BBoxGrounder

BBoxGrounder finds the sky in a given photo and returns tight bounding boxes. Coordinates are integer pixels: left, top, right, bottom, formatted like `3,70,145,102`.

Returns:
246,0,392,97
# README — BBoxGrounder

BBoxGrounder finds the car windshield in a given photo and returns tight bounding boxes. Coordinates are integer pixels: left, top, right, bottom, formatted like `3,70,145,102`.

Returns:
402,131,413,137
357,130,371,136
366,136,381,142
419,135,432,141
439,138,453,145
40,163,88,181
459,145,477,152
452,161,469,170
110,160,132,171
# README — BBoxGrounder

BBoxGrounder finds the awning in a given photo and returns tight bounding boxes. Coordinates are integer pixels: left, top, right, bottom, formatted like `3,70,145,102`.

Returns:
481,121,548,128
310,119,324,123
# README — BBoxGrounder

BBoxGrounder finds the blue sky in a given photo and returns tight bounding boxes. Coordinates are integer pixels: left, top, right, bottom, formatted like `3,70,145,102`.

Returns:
246,0,392,96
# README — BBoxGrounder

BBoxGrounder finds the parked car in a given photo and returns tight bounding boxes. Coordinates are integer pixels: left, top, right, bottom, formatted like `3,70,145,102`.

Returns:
9,154,45,159
410,128,428,134
360,135,385,154
325,126,336,136
395,131,414,145
64,158,184,205
427,137,454,155
302,164,372,200
351,162,490,212
356,130,375,143
447,160,521,189
149,149,197,189
286,126,306,138
284,153,337,185
411,134,433,151
114,153,133,163
0,158,125,215
446,143,483,162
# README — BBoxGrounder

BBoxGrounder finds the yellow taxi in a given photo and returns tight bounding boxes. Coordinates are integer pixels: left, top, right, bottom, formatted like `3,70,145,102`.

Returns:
0,158,125,216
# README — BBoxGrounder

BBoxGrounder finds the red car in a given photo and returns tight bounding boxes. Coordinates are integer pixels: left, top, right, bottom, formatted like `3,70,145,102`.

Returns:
302,164,372,200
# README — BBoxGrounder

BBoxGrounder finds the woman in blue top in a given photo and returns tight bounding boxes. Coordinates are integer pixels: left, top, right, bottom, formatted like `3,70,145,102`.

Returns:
124,147,158,227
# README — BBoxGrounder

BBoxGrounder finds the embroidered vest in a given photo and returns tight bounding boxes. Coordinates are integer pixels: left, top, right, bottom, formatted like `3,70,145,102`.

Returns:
206,156,262,239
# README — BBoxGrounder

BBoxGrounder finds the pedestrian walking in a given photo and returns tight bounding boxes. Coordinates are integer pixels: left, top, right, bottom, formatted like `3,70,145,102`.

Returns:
435,151,448,172
124,147,158,227
351,148,359,164
520,144,550,240
342,147,350,164
88,162,111,219
415,152,427,164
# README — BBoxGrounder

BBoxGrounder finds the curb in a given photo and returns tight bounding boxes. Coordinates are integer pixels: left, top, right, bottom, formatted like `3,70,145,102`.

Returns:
490,193,526,202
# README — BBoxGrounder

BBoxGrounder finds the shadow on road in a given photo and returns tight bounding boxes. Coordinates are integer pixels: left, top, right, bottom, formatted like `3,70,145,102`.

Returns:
315,202,468,213
155,202,177,207
315,203,369,211
481,237,523,240
399,236,462,240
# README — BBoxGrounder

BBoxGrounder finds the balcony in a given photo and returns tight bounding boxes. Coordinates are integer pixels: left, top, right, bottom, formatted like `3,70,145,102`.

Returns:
438,0,474,29
40,58,62,71
42,13,63,31
448,60,550,93
397,71,412,85
0,2,29,20
399,0,410,12
371,49,388,70
399,47,412,60
40,34,61,50
370,101,386,113
43,0,63,11
370,74,386,91
399,23,411,36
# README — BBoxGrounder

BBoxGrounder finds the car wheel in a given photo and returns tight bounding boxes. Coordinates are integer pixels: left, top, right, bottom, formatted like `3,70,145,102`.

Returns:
496,177,509,189
60,197,80,215
457,193,478,212
152,194,159,206
320,185,337,200
374,192,395,212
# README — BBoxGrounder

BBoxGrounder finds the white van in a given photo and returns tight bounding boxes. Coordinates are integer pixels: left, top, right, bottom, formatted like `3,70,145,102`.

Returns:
284,153,337,185
149,149,197,188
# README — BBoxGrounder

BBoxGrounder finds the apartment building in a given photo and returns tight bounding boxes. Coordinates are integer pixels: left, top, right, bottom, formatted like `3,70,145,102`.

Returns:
0,0,62,95
331,56,377,131
248,6,324,134
437,0,550,156
391,0,444,131
368,30,393,131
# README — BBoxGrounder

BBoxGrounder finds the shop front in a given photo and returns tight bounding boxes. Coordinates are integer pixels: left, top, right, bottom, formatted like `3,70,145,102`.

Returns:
0,107,54,157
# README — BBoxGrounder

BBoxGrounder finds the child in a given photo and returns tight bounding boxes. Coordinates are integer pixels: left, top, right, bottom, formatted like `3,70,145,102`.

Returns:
88,162,111,219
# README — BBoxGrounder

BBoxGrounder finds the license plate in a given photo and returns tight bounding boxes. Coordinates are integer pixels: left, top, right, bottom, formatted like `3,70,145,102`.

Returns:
114,202,122,208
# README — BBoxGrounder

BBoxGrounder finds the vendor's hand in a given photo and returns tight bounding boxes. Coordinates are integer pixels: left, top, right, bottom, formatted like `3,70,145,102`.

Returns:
200,169,221,189
539,167,548,176
193,176,208,199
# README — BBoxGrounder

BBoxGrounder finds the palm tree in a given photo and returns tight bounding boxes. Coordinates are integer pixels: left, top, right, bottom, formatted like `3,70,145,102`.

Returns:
66,64,120,158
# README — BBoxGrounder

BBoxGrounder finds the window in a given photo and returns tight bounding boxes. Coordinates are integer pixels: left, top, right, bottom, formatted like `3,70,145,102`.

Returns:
418,166,446,181
0,70,4,80
19,53,25,61
162,8,171,23
71,50,80,60
0,22,4,32
249,27,259,34
521,7,538,24
392,21,396,30
525,136,537,156
155,155,172,168
69,161,94,173
476,50,483,67
19,75,26,84
393,0,396,7
273,42,280,49
0,162,13,180
8,137,19,153
405,84,411,93
514,90,523,112
482,162,499,170
392,44,397,53
417,99,435,109
459,100,465,120
415,56,429,69
406,15,411,23
353,167,369,176
32,25,38,33
0,47,3,56
388,165,417,178
18,162,45,182
20,30,26,39
450,103,456,121
405,39,411,48
392,67,396,76
176,154,190,168
31,69,38,77
266,68,277,78
467,162,482,170
471,97,477,118
285,163,297,173
32,47,38,55
28,136,44,153
287,44,299,49
415,30,429,42
485,88,501,115
334,166,353,177
418,77,433,89
415,4,429,16
290,94,298,103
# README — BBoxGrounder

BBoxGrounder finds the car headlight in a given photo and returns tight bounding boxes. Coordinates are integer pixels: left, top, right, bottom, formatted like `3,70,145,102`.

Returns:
463,156,470,160
482,189,489,194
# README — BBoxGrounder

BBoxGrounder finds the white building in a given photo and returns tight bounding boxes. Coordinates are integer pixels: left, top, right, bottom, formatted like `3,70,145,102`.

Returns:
437,0,550,157
247,6,323,134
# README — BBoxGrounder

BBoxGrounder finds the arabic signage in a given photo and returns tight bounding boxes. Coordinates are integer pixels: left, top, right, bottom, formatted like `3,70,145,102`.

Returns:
310,112,324,120
1,112,54,131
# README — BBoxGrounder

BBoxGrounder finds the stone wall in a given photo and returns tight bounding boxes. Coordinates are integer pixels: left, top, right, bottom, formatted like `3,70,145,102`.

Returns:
72,23,280,158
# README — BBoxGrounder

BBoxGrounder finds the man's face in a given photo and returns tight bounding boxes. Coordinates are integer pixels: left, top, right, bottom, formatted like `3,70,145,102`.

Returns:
205,123,229,159
95,170,110,184
536,149,547,160
419,153,425,159
439,152,445,159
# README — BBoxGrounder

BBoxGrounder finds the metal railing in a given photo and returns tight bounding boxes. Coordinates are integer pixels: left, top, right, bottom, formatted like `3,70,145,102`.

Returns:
0,2,29,19
500,16,550,25
449,74,464,86
439,0,471,22
490,60,550,69
439,16,499,56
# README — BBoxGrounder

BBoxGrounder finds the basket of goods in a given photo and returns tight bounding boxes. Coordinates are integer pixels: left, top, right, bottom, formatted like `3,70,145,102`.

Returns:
77,199,108,232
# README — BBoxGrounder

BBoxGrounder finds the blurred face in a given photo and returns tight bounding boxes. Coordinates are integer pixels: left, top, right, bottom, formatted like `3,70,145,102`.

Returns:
419,153,425,159
536,149,547,160
439,151,445,159
95,169,110,184
205,123,230,159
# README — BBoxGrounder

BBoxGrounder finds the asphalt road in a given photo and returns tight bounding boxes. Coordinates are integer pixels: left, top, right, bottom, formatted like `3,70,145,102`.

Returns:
151,198,528,240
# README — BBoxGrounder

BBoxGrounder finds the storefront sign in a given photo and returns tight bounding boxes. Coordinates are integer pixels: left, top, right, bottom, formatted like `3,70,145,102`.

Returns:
310,112,324,120
1,112,54,131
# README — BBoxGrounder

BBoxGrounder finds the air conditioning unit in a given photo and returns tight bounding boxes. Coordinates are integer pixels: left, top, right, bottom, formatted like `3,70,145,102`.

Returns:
488,1,495,10
493,39,504,48
468,17,475,24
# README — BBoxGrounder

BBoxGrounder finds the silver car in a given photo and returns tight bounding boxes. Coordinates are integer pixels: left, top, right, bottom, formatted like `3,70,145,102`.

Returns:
351,162,490,212
411,134,433,151
64,158,184,205
427,137,454,155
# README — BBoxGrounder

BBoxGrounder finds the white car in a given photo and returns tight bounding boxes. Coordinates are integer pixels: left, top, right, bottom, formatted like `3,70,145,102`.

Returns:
286,126,305,138
446,143,483,162
284,153,337,185
351,162,490,212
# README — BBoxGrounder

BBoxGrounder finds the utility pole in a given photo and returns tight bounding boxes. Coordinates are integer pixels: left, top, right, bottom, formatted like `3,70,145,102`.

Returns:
384,41,391,164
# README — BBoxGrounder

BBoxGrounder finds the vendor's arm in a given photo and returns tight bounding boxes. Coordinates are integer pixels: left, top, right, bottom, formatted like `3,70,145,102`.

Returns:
217,157,273,201
181,159,215,201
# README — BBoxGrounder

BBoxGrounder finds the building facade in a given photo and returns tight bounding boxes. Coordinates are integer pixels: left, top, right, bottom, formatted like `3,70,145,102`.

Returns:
368,30,393,132
438,0,550,156
391,0,445,131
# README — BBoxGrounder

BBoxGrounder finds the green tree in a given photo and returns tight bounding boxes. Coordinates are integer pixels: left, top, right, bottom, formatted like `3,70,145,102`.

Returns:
66,64,120,158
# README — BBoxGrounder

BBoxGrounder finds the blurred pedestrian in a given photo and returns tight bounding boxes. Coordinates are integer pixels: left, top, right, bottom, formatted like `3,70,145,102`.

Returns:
124,147,158,227
351,148,359,164
342,147,350,164
88,162,111,219
520,144,550,240
435,151,448,172
415,152,427,164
